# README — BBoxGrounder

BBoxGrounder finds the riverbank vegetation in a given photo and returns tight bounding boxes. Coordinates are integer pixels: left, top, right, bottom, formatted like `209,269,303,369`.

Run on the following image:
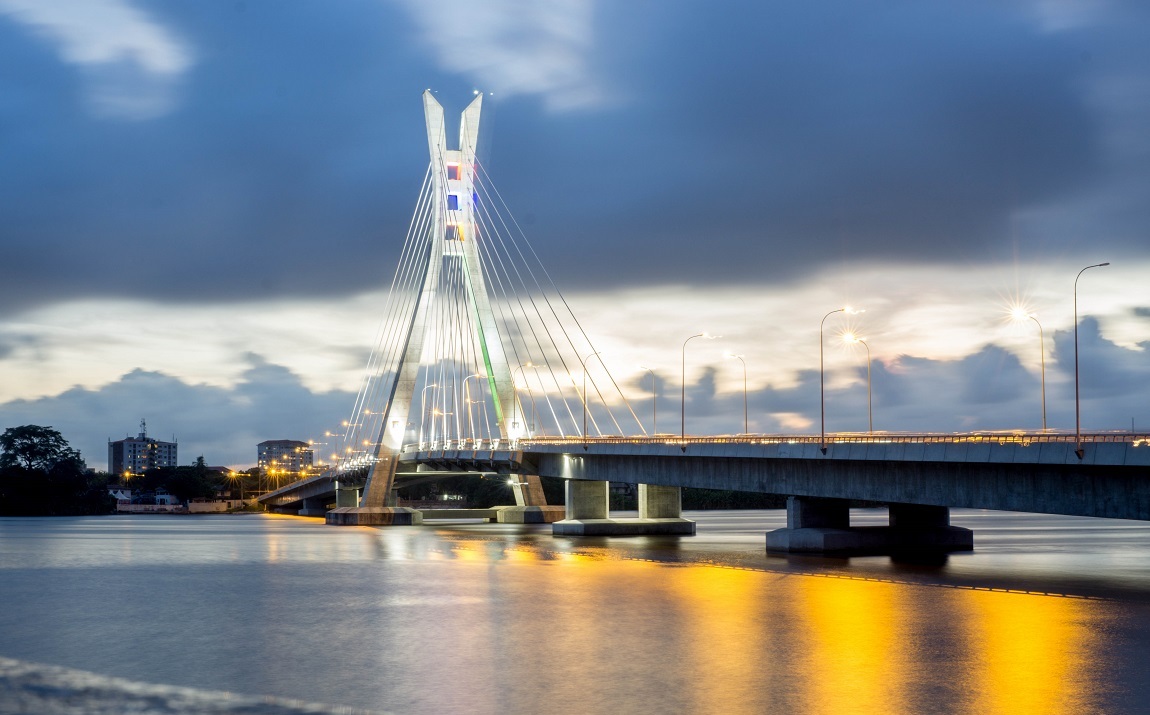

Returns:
0,425,115,516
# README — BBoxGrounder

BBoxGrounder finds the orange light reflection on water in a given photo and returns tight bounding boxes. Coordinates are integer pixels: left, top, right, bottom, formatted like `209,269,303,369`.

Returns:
961,590,1101,714
793,576,910,713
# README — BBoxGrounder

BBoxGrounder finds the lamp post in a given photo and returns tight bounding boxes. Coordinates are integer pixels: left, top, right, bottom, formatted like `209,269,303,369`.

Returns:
819,308,855,452
419,383,438,445
682,333,718,447
462,373,484,442
725,353,748,434
845,334,873,434
1012,309,1047,432
513,363,537,437
1075,262,1110,459
581,351,603,449
639,366,657,434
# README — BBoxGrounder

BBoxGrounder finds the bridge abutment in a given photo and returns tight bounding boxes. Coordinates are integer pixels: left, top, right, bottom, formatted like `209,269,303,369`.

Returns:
553,481,695,535
765,497,972,555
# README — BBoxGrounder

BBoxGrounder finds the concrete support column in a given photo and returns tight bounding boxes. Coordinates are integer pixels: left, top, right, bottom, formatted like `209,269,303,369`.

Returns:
495,474,564,523
509,474,547,507
787,496,850,529
564,480,610,520
554,480,695,536
334,486,359,508
889,503,950,528
298,497,327,517
639,484,682,519
767,497,972,555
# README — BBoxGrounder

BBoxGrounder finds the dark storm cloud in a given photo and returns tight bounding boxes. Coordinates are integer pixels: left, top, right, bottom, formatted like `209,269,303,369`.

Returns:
1051,317,1150,396
0,355,353,467
1,1,1146,312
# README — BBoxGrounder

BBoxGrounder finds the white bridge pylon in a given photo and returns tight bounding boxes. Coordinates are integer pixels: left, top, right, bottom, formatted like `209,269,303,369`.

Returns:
336,91,645,507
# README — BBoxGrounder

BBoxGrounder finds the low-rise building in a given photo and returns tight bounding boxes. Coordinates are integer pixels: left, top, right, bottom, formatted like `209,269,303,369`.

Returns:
109,420,177,477
257,439,314,478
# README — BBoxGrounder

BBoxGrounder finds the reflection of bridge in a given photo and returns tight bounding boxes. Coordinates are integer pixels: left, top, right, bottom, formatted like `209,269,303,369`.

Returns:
258,93,1148,554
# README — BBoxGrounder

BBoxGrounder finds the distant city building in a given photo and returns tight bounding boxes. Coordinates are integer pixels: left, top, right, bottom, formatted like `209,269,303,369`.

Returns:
108,420,178,476
257,440,314,476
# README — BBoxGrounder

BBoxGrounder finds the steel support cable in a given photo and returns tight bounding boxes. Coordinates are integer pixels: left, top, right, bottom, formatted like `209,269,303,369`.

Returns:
468,204,537,421
457,253,488,441
447,255,469,441
338,167,436,466
357,179,437,456
357,194,435,454
340,172,431,451
472,191,578,437
470,181,576,425
471,208,558,436
471,173,602,435
475,162,647,436
474,169,633,438
472,176,593,436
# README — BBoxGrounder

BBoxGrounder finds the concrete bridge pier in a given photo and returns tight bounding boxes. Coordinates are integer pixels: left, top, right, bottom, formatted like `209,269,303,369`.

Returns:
298,497,329,517
552,481,695,536
765,497,973,555
493,474,565,523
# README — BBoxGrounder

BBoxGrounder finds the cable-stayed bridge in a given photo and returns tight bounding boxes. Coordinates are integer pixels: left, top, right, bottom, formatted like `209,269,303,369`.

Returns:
259,92,1150,554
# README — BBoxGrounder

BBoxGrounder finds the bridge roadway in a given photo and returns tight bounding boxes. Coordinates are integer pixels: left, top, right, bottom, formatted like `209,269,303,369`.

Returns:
259,432,1150,553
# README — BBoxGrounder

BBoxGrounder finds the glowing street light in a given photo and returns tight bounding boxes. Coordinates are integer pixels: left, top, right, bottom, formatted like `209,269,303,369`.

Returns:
1011,308,1047,432
682,333,719,447
725,353,748,434
639,365,657,434
821,307,862,452
844,333,873,434
1074,262,1110,459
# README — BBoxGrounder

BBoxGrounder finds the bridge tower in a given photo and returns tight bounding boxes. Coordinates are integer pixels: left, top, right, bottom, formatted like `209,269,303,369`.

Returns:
336,92,546,523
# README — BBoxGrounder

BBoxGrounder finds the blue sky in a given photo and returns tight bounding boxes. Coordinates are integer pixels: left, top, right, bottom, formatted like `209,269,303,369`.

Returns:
1,0,1147,468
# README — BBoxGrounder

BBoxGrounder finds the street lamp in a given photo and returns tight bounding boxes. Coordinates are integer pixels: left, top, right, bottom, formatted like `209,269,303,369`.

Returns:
821,307,861,452
682,333,719,448
419,383,439,444
1011,309,1047,432
725,353,748,434
462,373,484,442
1074,262,1110,459
581,351,603,449
844,333,873,434
639,365,657,434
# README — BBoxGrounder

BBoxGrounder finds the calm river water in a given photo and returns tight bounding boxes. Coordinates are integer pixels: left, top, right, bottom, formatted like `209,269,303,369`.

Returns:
2,510,1150,714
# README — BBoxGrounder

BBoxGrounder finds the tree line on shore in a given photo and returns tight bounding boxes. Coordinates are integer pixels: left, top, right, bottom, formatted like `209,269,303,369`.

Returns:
0,425,254,516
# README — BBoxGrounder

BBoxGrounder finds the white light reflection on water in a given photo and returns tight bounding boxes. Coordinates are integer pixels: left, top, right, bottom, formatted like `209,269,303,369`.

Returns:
0,511,1148,713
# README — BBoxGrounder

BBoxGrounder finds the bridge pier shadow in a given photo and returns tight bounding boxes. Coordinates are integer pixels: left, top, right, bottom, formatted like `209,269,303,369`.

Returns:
765,497,973,556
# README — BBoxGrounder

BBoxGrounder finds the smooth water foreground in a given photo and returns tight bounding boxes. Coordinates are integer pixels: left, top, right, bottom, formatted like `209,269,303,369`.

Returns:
2,510,1149,714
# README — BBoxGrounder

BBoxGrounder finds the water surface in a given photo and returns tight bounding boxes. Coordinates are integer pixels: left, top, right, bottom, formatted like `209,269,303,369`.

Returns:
1,511,1148,713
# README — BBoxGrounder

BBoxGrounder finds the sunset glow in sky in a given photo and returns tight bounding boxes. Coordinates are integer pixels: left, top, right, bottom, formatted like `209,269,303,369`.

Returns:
1,1,1147,467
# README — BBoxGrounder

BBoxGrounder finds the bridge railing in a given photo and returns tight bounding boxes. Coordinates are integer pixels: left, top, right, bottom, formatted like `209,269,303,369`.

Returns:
396,432,1149,453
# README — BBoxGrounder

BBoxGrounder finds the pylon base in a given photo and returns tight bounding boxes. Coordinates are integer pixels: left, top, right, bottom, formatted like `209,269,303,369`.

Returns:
492,506,566,524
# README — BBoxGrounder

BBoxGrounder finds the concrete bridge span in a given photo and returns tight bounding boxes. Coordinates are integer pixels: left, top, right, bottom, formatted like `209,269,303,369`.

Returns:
261,434,1149,554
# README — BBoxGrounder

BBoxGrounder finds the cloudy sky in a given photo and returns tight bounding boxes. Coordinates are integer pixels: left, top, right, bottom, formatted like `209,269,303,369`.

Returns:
1,0,1147,469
